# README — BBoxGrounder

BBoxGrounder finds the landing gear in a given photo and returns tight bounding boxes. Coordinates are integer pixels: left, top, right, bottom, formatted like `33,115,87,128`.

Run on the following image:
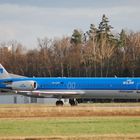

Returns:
56,99,78,106
69,99,78,106
56,100,64,106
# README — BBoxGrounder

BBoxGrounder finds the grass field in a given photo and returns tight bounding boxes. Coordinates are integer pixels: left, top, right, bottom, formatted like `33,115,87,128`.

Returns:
0,103,140,139
0,117,140,138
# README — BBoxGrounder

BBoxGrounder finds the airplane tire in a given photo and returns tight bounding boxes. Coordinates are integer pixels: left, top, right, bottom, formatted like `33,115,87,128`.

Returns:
56,100,64,106
69,99,78,106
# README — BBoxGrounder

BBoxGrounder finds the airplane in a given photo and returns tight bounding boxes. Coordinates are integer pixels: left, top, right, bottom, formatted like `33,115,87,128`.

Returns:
0,64,140,106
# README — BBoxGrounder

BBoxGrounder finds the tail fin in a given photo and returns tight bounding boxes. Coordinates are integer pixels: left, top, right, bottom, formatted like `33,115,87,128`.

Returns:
0,64,11,79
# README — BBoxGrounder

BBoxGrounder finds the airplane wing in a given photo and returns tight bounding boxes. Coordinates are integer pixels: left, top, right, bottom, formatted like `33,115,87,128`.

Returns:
17,90,85,98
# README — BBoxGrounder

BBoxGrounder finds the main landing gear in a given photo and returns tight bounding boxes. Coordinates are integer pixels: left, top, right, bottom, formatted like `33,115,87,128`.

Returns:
69,99,78,106
56,100,64,106
55,99,78,106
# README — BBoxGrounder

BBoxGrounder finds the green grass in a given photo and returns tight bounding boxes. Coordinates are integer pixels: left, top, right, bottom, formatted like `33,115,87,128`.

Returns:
0,117,139,136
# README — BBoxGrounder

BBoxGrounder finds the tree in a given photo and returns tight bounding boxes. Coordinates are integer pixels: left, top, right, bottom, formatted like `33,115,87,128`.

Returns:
37,38,53,77
98,14,114,42
71,29,82,45
119,29,127,48
83,24,98,76
96,15,115,76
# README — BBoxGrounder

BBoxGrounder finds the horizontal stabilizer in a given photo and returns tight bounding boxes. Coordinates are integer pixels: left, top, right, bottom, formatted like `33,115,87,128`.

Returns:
0,64,26,79
9,73,27,78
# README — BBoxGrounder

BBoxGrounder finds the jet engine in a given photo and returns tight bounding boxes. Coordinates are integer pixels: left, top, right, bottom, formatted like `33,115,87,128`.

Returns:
7,80,37,91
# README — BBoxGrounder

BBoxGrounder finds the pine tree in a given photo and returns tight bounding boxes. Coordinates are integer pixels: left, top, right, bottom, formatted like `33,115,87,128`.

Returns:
71,29,82,45
119,29,127,49
97,14,114,42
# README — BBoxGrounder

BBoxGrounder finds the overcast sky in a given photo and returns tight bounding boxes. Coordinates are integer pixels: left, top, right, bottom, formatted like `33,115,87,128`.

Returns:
0,0,140,48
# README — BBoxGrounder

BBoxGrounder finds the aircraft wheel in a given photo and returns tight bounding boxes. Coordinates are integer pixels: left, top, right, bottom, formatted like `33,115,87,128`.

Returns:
69,99,78,106
56,100,64,106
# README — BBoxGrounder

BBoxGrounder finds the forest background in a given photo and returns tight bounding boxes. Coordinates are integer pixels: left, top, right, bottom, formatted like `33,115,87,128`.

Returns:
1,15,140,78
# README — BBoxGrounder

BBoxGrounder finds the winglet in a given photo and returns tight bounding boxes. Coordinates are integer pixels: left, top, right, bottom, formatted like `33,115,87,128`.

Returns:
0,64,11,79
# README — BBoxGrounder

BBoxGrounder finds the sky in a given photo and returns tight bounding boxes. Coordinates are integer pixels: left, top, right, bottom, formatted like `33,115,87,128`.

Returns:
0,0,140,48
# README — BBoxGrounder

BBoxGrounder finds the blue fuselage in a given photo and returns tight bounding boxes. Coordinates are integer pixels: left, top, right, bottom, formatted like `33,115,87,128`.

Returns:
0,77,138,90
1,77,140,99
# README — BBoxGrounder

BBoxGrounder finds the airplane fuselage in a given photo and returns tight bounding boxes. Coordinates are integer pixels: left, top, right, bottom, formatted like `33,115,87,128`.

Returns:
1,77,140,99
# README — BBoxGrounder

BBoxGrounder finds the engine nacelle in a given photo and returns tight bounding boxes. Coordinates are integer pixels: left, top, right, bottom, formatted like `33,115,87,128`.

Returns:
9,80,37,91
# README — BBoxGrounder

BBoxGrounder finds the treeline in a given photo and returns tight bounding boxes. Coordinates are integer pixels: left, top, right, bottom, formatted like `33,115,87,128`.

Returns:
1,14,140,77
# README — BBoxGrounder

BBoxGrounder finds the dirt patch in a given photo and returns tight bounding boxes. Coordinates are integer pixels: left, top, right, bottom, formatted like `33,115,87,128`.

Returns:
0,106,140,118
